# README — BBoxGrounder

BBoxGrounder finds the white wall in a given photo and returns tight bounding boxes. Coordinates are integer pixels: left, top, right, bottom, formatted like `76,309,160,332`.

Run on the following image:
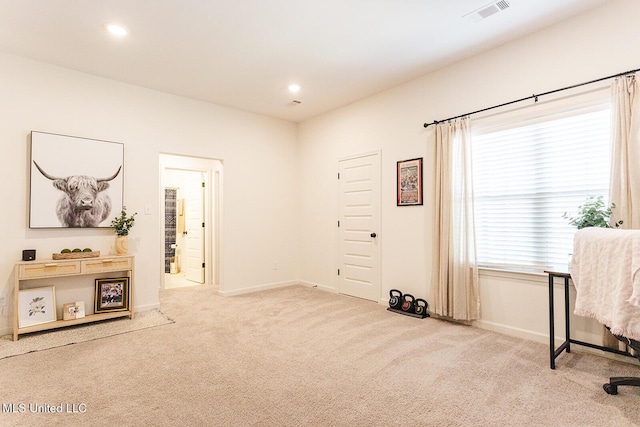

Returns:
2,0,637,344
0,53,299,335
297,0,640,344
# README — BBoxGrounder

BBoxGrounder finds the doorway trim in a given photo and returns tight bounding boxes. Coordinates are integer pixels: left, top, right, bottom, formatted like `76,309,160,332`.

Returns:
159,153,223,291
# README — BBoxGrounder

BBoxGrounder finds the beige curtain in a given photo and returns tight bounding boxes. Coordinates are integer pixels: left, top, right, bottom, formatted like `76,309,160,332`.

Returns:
430,118,480,321
610,74,640,228
604,75,640,349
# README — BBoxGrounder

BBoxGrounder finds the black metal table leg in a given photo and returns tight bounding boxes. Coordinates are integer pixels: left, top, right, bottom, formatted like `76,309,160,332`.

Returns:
546,270,573,370
545,269,634,373
564,276,571,354
549,273,555,369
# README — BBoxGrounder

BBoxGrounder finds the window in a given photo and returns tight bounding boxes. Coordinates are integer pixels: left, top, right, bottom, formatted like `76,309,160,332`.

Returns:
471,89,612,271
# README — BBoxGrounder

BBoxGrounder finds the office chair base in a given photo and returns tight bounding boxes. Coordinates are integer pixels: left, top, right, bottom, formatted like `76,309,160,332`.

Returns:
603,377,640,395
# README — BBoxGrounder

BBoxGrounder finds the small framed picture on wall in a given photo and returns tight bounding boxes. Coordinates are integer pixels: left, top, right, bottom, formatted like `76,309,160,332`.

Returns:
397,158,423,206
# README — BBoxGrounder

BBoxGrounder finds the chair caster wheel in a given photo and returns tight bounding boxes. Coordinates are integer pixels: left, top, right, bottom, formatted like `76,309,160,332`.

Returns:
603,383,618,395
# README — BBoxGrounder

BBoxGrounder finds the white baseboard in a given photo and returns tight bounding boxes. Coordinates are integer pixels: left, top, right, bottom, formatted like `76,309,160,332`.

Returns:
219,280,300,297
218,280,339,297
473,320,638,364
134,303,161,313
473,319,548,345
298,280,337,294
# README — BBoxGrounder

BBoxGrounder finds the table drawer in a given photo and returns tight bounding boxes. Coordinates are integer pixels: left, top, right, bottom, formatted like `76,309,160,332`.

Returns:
82,257,132,273
19,261,81,279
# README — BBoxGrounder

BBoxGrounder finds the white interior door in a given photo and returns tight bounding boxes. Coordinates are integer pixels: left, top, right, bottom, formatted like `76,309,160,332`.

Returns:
338,152,381,301
184,171,205,283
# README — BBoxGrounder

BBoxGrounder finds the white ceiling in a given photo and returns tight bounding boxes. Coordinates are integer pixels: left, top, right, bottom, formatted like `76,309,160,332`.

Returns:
0,0,613,122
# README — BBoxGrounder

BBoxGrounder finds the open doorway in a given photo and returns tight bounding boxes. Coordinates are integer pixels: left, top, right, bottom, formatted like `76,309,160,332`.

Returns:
159,154,223,291
164,170,204,288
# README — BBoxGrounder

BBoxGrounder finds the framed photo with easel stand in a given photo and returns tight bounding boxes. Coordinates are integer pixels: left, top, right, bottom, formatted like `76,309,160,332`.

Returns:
18,286,57,328
95,278,130,313
63,302,86,320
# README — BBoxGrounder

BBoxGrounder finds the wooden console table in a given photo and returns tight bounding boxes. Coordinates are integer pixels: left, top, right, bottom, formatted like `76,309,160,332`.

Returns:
546,269,633,369
13,255,134,341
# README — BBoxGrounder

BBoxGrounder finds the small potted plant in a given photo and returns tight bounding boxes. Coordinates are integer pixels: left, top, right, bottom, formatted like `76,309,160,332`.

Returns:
111,206,137,255
563,195,623,229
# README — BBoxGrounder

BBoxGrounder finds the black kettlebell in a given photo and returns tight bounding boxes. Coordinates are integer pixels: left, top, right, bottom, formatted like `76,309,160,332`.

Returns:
401,294,415,313
389,289,403,310
414,298,428,317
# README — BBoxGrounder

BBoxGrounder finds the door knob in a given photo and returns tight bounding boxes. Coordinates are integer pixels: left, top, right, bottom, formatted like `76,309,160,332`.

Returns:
370,233,377,238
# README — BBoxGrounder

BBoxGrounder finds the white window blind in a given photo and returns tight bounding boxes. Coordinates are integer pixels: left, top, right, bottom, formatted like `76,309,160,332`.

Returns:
471,89,612,271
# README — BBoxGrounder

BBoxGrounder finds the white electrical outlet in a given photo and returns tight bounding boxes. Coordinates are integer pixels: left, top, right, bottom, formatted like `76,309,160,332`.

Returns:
273,262,278,270
0,295,6,307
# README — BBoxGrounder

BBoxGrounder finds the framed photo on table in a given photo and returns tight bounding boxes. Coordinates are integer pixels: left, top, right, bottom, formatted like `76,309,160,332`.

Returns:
63,302,86,320
18,286,57,328
397,158,423,206
95,278,130,313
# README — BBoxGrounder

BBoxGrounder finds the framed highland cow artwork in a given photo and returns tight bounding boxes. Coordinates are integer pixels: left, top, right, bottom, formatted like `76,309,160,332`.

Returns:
29,131,124,228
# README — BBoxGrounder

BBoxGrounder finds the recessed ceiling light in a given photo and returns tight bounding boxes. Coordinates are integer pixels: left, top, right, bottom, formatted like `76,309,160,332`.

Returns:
106,23,128,37
288,84,301,93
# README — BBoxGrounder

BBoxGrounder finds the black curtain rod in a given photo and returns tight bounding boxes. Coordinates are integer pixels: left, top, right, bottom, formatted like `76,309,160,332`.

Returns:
422,67,640,128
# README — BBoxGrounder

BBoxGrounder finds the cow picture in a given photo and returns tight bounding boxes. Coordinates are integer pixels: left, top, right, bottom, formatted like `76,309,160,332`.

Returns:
30,131,124,228
33,161,121,227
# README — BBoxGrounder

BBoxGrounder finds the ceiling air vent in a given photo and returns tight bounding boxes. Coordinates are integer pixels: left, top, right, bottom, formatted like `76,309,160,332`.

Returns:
464,0,512,22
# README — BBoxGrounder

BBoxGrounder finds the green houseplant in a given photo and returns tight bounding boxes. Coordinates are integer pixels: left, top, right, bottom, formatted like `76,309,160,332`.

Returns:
111,207,137,255
111,206,137,236
562,195,623,229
